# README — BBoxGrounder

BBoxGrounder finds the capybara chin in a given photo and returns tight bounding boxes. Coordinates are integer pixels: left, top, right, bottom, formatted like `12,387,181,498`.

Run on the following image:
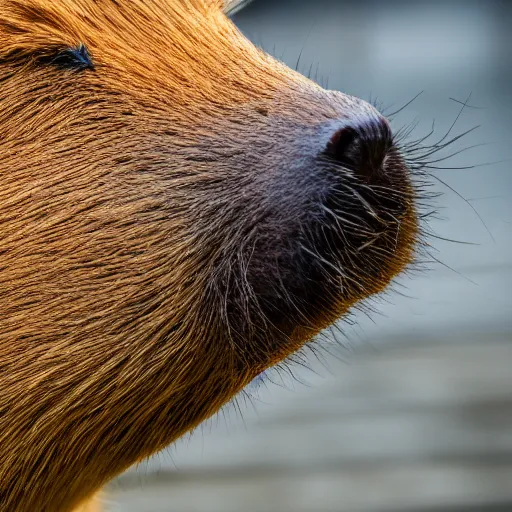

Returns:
0,0,418,510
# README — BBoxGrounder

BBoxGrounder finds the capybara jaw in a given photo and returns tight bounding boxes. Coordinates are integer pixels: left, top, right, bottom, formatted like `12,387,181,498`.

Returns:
0,1,417,511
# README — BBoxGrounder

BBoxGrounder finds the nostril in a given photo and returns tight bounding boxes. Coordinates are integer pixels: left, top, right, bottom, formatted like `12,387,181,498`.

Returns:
326,126,362,171
326,126,359,164
325,115,393,181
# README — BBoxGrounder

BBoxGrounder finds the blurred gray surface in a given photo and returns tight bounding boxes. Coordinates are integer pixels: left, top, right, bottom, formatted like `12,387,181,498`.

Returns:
108,1,512,510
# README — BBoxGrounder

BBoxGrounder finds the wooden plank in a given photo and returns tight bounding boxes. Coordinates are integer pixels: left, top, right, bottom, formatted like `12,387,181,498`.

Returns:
109,342,512,511
118,342,512,473
108,463,512,512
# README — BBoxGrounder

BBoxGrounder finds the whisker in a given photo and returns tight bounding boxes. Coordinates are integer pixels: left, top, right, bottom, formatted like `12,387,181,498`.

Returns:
426,252,478,285
427,233,479,246
385,90,424,118
436,92,472,146
428,173,495,243
449,97,486,109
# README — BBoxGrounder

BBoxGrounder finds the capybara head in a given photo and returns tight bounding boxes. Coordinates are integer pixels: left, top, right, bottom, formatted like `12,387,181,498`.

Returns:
0,1,417,510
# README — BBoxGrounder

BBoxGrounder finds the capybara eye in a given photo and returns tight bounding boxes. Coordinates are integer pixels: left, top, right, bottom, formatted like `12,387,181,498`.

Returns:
37,43,94,71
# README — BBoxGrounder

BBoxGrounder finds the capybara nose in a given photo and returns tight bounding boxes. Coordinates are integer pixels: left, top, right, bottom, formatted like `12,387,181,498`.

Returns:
325,114,393,181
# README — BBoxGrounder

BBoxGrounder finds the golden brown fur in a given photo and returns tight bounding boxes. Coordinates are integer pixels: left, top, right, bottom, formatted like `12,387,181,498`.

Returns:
73,495,101,512
0,1,417,510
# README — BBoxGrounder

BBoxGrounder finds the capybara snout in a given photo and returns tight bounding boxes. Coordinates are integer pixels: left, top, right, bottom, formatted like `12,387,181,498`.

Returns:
0,1,417,510
173,74,416,368
214,91,416,368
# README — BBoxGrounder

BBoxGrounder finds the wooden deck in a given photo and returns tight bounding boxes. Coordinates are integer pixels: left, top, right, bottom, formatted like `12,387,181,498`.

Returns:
106,339,512,512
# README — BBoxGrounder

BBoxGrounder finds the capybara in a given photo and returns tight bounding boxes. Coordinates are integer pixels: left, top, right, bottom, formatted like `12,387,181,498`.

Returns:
0,0,418,510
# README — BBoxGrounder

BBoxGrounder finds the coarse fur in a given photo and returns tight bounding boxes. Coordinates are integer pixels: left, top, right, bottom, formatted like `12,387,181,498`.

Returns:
0,1,418,511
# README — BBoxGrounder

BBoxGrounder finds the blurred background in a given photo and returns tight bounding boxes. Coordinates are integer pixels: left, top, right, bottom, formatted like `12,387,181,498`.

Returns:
107,1,512,510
